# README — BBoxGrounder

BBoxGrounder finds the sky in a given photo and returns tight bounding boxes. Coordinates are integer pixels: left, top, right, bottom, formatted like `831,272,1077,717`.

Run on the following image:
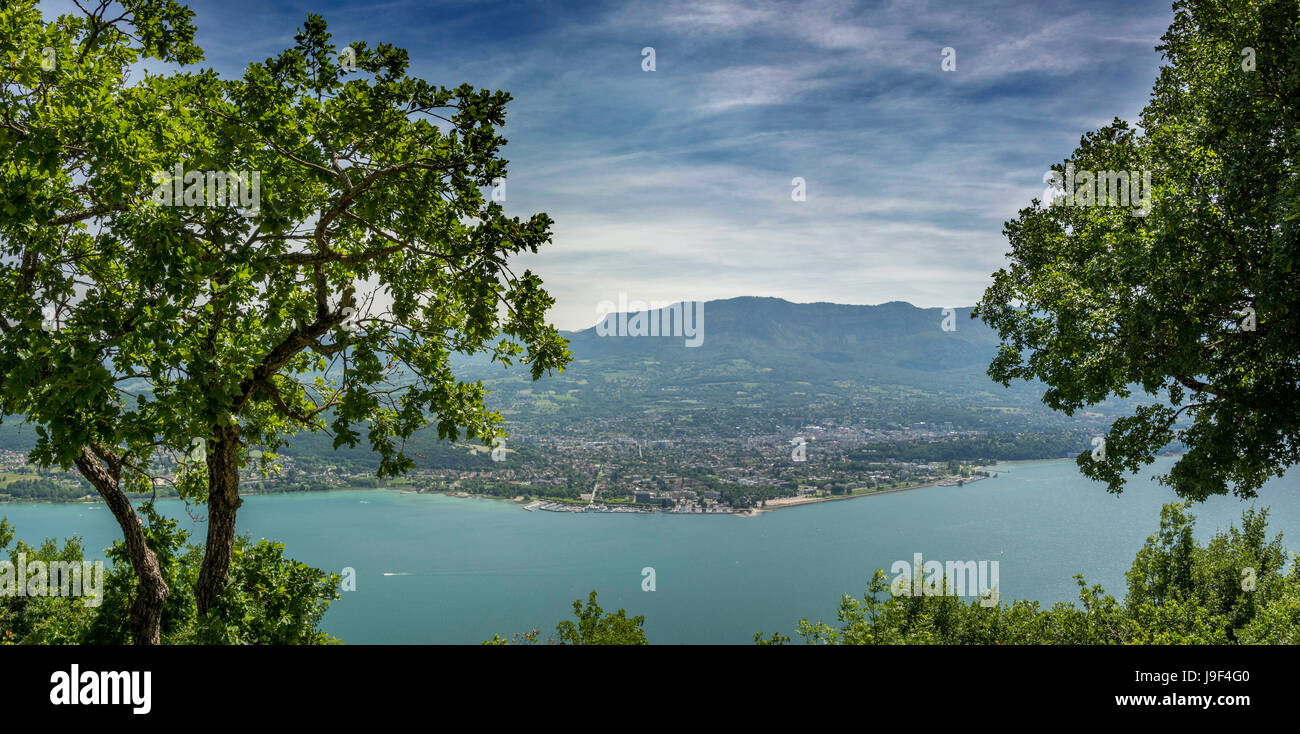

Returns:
48,0,1177,329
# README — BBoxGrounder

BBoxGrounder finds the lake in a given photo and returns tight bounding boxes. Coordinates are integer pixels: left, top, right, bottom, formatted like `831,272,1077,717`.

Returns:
3,456,1299,644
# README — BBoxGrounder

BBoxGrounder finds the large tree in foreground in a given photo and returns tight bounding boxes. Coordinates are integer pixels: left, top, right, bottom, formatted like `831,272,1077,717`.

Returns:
0,1,569,643
975,0,1299,500
1,0,203,645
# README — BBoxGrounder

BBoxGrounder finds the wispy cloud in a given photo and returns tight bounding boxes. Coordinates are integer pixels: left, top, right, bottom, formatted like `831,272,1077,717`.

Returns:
86,0,1173,329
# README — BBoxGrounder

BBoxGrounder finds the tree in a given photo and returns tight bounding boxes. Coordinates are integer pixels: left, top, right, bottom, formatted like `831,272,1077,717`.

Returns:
1,508,341,645
554,591,648,645
485,591,648,645
0,1,569,643
973,0,1300,500
1,0,204,645
773,503,1300,645
0,517,97,644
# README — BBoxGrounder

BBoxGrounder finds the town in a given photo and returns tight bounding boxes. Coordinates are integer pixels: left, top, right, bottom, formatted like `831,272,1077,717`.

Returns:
0,421,1013,513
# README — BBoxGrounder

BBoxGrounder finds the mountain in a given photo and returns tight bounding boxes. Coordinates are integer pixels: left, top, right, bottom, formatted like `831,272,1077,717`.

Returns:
567,297,1002,386
0,298,1127,468
0,298,1117,458
457,297,1124,434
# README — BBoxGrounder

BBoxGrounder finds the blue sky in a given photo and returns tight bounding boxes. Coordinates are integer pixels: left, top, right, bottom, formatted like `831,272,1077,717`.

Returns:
51,0,1176,329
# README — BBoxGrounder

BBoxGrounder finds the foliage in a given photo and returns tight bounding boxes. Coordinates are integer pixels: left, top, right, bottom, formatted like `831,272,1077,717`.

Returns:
1,508,340,644
1,0,568,636
0,517,97,644
765,503,1300,644
1,0,569,488
554,591,648,645
974,0,1300,500
485,590,647,645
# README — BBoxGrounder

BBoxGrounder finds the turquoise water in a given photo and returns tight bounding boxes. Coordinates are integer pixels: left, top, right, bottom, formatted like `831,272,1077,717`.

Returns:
3,456,1299,644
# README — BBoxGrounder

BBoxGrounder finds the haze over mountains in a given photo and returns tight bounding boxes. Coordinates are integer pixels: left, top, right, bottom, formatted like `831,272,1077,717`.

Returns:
571,297,1003,388
0,297,1125,459
0,297,1134,489
460,296,1131,433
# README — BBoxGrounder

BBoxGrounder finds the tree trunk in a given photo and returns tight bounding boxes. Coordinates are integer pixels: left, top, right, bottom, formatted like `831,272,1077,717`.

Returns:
195,423,241,616
73,446,168,645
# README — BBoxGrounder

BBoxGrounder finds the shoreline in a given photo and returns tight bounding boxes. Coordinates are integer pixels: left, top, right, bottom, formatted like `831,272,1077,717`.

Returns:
740,468,998,517
5,453,1186,509
0,484,396,507
0,480,969,515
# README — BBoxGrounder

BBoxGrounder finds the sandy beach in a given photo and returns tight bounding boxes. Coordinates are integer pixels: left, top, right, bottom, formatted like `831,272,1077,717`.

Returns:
738,466,1002,517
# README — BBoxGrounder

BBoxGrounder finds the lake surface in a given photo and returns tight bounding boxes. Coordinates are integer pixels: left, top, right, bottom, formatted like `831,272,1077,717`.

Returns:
3,456,1299,644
